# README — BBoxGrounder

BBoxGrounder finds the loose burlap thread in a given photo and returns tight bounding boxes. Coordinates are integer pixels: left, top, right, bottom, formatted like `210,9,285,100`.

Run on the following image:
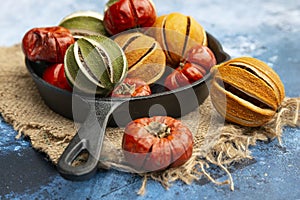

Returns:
0,44,299,195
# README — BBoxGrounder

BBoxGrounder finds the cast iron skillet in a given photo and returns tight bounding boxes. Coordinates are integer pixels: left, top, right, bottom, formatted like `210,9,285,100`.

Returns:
25,32,230,181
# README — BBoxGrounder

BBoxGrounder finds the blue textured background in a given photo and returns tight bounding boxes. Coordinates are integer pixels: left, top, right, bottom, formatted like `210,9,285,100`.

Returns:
0,0,299,199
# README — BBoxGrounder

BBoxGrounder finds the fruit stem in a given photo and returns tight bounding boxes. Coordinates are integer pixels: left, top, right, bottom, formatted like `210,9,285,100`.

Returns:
179,60,186,70
115,83,136,95
144,121,171,138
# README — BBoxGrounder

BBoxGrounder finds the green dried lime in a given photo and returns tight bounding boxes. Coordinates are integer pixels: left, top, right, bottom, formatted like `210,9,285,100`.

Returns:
59,11,108,37
64,35,128,96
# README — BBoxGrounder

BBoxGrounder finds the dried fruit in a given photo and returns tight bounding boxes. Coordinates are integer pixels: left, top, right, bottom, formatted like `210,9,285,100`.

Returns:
164,45,217,90
22,26,75,63
122,116,193,171
185,45,217,73
111,77,151,97
147,12,207,66
210,57,285,127
43,63,72,91
114,32,166,84
64,35,127,96
59,11,108,37
164,62,206,90
103,0,157,35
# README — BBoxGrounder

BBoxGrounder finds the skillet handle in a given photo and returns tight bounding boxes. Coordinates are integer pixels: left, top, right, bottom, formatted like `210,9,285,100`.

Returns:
57,100,123,181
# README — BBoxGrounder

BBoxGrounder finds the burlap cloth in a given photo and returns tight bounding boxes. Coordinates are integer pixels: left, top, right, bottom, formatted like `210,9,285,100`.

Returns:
1,44,299,194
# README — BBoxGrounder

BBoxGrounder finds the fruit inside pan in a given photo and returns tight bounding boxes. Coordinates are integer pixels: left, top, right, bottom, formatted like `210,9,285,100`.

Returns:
25,32,230,126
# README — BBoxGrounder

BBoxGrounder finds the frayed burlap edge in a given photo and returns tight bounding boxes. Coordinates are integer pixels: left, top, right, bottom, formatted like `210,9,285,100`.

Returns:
0,45,299,195
112,97,300,195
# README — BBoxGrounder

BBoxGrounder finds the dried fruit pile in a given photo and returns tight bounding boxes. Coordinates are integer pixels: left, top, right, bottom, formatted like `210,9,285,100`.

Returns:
22,0,215,96
21,0,285,171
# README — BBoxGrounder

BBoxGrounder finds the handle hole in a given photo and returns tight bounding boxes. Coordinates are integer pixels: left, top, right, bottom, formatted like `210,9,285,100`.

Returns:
71,149,90,167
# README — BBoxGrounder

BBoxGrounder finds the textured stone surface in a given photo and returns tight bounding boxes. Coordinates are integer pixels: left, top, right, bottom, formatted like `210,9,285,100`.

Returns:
0,0,299,199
